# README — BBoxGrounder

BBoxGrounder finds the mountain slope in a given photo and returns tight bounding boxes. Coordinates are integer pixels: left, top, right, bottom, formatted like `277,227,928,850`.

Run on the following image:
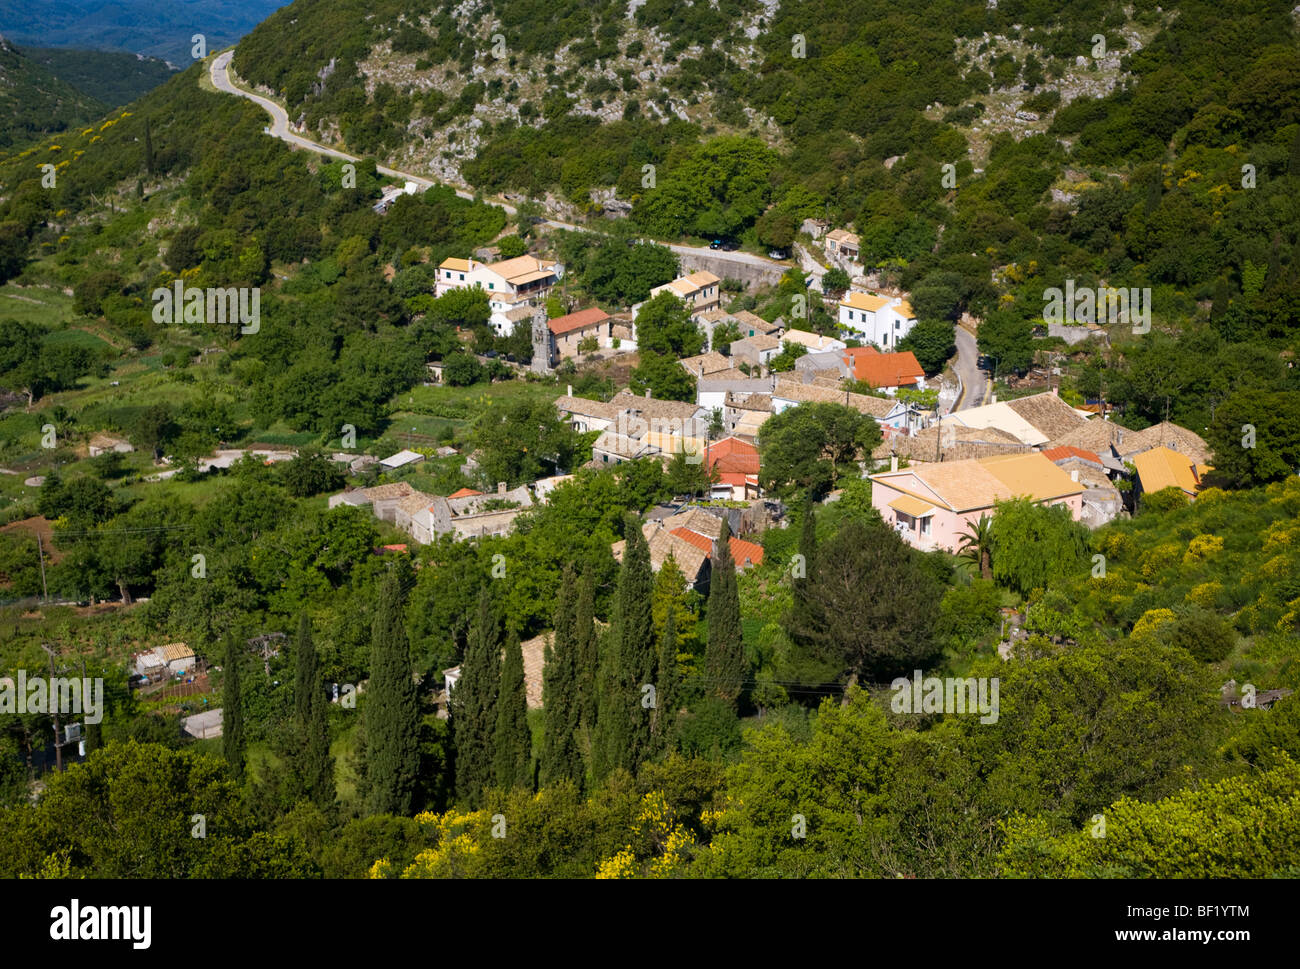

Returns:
20,46,176,108
0,36,106,149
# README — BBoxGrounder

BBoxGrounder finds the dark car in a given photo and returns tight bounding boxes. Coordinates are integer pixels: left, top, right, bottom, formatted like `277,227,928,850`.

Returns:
484,350,499,359
709,239,723,250
721,239,739,251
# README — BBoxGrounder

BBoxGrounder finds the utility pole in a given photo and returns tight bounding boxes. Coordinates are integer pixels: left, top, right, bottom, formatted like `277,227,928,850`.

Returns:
41,643,63,773
35,532,48,603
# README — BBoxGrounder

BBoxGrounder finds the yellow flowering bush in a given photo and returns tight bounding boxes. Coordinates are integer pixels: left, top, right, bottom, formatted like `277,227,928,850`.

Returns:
595,847,637,879
1183,533,1224,565
1139,542,1182,579
1186,581,1222,608
1131,608,1178,645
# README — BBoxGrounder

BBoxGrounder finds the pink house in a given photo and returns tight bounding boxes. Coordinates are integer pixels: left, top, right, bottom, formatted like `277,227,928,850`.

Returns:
869,452,1085,552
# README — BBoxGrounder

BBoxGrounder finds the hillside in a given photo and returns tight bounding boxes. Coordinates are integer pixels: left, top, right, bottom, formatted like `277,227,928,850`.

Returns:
0,36,106,149
20,46,176,107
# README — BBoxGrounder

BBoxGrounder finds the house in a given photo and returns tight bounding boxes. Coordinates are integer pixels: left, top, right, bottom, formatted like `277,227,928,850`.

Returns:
771,376,909,430
362,481,419,522
1042,446,1123,527
870,452,1085,552
696,308,732,351
705,436,761,500
379,449,425,471
612,521,711,590
781,329,846,354
728,333,784,370
873,424,1032,465
156,642,196,674
540,307,613,365
382,481,535,543
723,392,773,439
328,489,374,510
183,709,223,740
836,347,926,394
941,390,1092,448
824,228,860,263
133,650,166,680
696,374,772,413
670,526,765,570
435,255,562,334
88,433,134,457
555,393,624,434
730,310,783,339
678,350,734,380
533,474,575,502
838,292,917,349
646,270,722,320
1133,446,1213,501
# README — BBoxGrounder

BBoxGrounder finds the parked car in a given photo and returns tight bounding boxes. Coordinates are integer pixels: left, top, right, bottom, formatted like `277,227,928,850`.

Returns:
767,248,789,259
709,239,723,250
721,239,739,251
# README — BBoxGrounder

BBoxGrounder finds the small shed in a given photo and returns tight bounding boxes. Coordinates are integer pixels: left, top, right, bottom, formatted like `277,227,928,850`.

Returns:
156,642,196,674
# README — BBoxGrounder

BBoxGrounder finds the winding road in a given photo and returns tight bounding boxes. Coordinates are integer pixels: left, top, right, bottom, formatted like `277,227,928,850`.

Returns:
209,50,788,275
952,323,988,410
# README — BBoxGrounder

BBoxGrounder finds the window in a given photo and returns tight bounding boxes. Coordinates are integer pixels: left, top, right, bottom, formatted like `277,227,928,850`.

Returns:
445,271,451,279
488,282,494,290
920,516,931,537
459,273,465,281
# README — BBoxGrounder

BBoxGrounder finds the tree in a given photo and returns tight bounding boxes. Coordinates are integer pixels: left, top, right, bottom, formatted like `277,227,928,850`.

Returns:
957,515,994,580
665,449,718,497
631,350,697,402
494,630,532,791
788,501,817,634
898,319,956,374
291,613,334,809
540,567,583,788
758,402,882,498
822,267,851,298
790,516,943,685
222,634,245,781
496,235,528,259
474,398,582,486
1205,389,1300,488
363,570,421,815
280,449,346,497
654,607,680,755
442,351,483,387
989,498,1088,598
453,588,501,805
976,310,1033,376
634,292,704,357
574,569,599,734
704,519,746,703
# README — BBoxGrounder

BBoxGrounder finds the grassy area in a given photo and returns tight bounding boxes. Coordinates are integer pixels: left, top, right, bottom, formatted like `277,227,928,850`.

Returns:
0,283,75,327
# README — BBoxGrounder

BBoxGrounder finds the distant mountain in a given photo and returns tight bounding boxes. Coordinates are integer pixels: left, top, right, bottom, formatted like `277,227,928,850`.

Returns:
20,46,176,107
0,35,105,149
0,0,288,64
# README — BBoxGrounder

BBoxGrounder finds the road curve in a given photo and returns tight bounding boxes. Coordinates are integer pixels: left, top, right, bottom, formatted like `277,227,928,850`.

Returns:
208,50,791,274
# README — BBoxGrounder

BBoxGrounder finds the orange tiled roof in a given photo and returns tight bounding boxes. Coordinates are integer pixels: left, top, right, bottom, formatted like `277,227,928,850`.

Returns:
549,307,610,336
843,348,924,388
1042,445,1103,465
448,487,483,499
669,528,765,569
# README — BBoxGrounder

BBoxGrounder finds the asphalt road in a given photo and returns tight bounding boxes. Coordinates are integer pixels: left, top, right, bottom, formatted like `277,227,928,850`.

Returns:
952,323,988,411
209,51,789,274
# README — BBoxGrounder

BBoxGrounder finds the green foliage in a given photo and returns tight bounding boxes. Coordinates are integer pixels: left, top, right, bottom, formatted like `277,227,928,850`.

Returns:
898,319,956,374
453,588,500,806
757,402,882,499
704,520,746,703
362,570,421,816
494,630,532,791
990,498,1088,598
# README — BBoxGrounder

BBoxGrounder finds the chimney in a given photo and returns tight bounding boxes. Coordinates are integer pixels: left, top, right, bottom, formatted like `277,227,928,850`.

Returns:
1070,468,1079,482
890,455,898,472
567,384,572,397
644,388,651,398
497,481,506,495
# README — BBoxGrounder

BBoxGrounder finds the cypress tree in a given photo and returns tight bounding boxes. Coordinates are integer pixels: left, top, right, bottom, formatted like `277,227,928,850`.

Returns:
494,629,532,791
453,587,500,805
789,502,817,636
363,570,421,816
653,607,680,755
293,612,315,727
291,613,334,809
574,569,598,731
591,626,619,784
540,566,583,788
222,634,245,780
705,519,746,703
616,515,656,773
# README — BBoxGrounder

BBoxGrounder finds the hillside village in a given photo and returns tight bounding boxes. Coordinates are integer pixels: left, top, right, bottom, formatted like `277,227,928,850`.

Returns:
1,0,1299,888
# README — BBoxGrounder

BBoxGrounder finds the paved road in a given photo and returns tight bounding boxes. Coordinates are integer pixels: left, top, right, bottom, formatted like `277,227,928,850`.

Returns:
209,50,791,274
952,323,987,411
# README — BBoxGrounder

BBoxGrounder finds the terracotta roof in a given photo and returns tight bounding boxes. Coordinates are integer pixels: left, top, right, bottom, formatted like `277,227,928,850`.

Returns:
842,348,924,388
873,424,1030,462
448,487,483,499
731,310,782,334
612,523,710,580
1124,421,1211,465
706,437,760,474
1042,445,1103,465
549,307,610,336
1133,446,1212,496
488,254,557,282
670,527,765,569
685,270,720,287
662,507,723,540
439,257,471,271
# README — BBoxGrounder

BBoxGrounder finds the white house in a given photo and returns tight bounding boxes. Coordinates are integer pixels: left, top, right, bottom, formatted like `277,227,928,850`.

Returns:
435,255,563,335
838,292,917,349
380,449,425,471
